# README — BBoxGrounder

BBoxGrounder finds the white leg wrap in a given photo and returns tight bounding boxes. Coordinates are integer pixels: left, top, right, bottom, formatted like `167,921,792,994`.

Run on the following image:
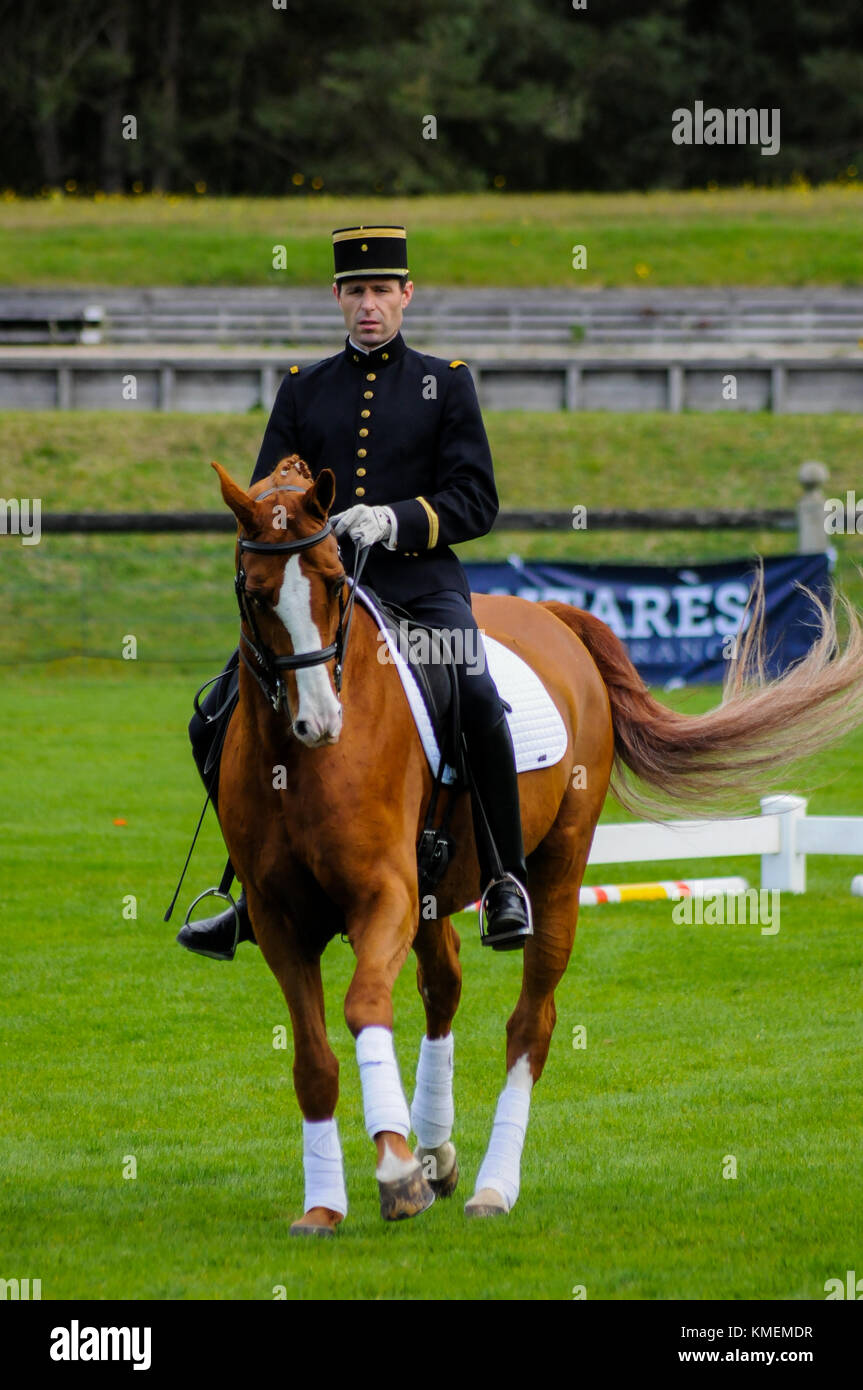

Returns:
356,1026,410,1140
302,1118,348,1217
473,1054,533,1212
410,1033,455,1149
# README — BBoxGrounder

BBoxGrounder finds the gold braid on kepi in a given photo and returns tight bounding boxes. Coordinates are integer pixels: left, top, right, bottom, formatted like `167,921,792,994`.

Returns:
332,226,409,281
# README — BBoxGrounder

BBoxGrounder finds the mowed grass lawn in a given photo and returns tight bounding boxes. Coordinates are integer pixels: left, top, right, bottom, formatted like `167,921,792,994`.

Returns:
1,187,862,286
1,669,862,1300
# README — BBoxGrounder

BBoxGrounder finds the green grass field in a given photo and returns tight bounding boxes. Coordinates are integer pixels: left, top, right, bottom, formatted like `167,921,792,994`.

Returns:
1,187,862,286
2,405,862,1300
2,669,862,1300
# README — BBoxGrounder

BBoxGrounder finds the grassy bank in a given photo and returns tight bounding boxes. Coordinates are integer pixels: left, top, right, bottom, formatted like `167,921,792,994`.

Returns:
1,187,861,287
2,408,860,666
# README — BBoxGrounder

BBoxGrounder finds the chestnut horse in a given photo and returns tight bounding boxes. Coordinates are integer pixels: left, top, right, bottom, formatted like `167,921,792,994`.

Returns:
209,454,863,1235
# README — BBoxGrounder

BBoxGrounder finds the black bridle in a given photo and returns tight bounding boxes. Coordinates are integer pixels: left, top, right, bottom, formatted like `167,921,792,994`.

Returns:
234,484,368,717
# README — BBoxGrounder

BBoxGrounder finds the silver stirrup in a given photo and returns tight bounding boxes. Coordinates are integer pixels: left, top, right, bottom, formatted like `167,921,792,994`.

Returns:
478,872,534,948
181,887,241,958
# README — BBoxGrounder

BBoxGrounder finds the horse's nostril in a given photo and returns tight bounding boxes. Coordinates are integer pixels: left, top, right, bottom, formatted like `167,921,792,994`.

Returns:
295,719,310,738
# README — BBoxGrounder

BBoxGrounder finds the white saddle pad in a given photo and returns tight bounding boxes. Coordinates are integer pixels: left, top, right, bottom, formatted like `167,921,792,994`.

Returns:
356,587,568,784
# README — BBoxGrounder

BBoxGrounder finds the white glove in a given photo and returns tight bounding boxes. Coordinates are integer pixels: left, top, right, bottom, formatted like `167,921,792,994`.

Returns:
332,504,397,550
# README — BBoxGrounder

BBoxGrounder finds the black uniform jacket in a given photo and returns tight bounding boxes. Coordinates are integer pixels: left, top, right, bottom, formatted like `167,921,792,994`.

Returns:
250,331,498,604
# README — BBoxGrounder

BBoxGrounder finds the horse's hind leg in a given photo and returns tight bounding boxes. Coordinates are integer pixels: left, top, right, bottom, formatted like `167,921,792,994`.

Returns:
466,851,584,1219
248,891,346,1237
410,914,462,1198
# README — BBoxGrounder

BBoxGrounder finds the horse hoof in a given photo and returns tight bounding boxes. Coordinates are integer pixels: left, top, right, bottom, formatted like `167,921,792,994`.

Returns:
415,1141,459,1198
378,1164,436,1221
465,1187,509,1218
289,1207,342,1237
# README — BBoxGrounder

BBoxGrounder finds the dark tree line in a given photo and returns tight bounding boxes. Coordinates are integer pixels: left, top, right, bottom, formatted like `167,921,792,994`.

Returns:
1,0,861,195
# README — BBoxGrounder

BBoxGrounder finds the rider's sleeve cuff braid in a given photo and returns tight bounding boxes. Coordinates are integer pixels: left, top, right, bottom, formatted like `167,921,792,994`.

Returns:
386,497,440,553
416,496,439,548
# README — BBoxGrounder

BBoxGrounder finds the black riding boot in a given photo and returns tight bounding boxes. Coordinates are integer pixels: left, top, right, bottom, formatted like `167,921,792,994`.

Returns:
465,712,532,951
176,890,254,961
176,656,256,960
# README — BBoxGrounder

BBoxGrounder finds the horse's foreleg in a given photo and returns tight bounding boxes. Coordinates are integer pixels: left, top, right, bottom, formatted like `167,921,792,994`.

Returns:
410,914,462,1197
466,872,581,1219
344,881,436,1221
248,893,346,1236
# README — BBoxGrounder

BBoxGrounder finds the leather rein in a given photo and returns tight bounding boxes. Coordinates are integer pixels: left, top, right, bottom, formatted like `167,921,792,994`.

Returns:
234,483,368,718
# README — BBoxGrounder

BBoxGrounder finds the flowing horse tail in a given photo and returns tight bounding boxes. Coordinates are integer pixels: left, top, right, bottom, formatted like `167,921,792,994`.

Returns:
541,567,863,819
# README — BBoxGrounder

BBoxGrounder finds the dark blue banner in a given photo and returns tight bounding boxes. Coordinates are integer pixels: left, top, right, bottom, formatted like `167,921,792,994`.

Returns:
462,553,833,686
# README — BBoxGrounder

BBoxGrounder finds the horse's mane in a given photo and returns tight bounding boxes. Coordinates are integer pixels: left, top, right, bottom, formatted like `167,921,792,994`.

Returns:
275,453,313,484
247,454,316,506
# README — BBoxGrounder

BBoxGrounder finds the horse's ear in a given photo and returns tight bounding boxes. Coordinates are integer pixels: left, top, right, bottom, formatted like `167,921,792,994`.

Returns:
211,461,258,532
304,468,336,522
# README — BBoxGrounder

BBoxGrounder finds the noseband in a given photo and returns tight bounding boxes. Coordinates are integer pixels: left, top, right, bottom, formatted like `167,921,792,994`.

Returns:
234,483,367,716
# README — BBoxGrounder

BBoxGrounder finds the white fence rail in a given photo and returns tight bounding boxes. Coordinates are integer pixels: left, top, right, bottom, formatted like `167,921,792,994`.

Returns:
587,795,856,893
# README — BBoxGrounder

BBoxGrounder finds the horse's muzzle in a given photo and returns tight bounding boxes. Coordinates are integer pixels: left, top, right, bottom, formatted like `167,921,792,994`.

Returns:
293,707,343,746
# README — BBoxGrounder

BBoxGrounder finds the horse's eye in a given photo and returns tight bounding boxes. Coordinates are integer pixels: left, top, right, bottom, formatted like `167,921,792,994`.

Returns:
249,593,267,611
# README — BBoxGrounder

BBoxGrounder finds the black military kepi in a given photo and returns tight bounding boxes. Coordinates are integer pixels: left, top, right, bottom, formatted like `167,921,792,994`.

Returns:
332,225,409,281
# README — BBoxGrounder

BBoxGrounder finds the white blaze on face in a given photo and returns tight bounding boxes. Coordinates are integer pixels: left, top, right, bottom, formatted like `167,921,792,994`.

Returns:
273,555,342,743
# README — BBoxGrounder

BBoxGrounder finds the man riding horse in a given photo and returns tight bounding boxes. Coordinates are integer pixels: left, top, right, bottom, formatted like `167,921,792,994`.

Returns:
179,224,532,959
